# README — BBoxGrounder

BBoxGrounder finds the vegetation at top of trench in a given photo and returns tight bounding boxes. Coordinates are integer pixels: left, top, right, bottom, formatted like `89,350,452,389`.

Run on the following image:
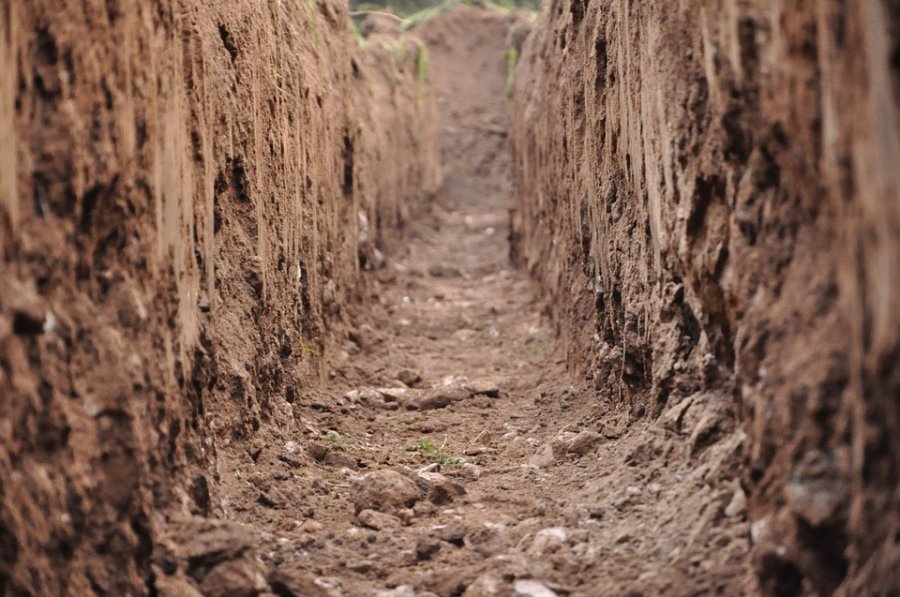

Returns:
350,0,541,29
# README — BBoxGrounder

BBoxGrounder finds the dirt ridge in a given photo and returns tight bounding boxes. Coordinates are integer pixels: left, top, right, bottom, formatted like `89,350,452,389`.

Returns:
511,1,900,593
0,2,437,593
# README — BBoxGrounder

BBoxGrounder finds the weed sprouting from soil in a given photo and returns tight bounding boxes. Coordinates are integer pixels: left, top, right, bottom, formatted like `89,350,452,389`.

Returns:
416,44,429,107
301,0,321,51
416,438,461,465
505,47,518,99
348,17,370,50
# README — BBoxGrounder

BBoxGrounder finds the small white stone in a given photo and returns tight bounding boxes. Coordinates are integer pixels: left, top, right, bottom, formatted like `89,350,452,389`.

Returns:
513,579,558,597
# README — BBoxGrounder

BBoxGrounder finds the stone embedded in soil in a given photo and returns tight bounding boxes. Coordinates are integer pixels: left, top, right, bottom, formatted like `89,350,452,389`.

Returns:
530,527,568,555
464,379,501,398
513,579,559,597
463,573,504,596
323,450,357,469
415,535,444,561
724,487,748,518
418,471,466,505
153,572,205,597
268,565,338,597
528,443,556,468
412,384,472,410
357,509,402,531
346,388,383,405
351,469,422,514
464,524,511,556
377,387,410,402
567,430,602,456
428,263,462,278
461,463,483,479
200,559,269,597
375,586,417,597
435,523,467,546
398,369,423,387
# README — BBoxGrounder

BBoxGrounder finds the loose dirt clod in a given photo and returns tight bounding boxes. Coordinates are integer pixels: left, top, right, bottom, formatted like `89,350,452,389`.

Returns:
351,470,423,514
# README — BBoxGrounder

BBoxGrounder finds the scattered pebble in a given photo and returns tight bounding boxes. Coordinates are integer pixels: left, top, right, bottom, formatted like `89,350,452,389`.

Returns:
513,579,558,597
398,369,423,387
351,470,421,514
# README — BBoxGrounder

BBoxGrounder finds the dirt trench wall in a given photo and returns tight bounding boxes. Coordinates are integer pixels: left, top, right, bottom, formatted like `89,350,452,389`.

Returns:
0,1,438,594
512,1,899,594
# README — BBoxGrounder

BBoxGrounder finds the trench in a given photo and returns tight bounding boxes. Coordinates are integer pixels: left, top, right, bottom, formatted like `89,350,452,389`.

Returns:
1,1,899,596
203,7,757,596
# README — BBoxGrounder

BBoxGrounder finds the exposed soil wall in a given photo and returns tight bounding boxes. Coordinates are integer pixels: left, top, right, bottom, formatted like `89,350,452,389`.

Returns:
512,1,899,594
0,1,438,594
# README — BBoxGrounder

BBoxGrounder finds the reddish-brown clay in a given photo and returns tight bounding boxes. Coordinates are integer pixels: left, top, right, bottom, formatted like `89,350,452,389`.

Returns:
512,1,899,593
0,1,437,593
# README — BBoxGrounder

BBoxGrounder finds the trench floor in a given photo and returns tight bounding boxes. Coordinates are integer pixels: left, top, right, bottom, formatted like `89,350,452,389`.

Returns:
204,196,751,596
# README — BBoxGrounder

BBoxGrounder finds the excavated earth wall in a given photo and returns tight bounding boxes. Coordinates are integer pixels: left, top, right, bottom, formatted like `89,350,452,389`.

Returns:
512,1,899,594
0,1,438,594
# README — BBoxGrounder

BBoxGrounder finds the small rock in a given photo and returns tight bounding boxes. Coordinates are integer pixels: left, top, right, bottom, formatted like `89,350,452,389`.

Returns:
464,524,510,556
414,392,452,411
375,586,416,597
153,572,205,597
413,500,436,517
200,559,269,597
350,470,421,514
528,444,556,468
463,573,503,596
298,520,323,533
567,431,602,456
415,535,443,561
428,263,461,278
418,472,466,505
268,565,339,597
398,369,422,387
324,450,357,469
357,509,401,531
724,487,748,518
435,523,466,546
461,463,483,480
414,385,471,410
347,559,374,574
465,379,500,398
377,387,409,402
530,527,567,555
513,579,558,597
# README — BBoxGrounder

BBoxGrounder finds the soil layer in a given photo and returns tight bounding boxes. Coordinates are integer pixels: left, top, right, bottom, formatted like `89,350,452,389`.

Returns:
0,2,437,593
512,1,900,593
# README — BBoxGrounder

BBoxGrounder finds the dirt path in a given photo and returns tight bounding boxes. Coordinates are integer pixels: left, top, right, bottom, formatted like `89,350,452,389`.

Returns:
177,8,753,596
